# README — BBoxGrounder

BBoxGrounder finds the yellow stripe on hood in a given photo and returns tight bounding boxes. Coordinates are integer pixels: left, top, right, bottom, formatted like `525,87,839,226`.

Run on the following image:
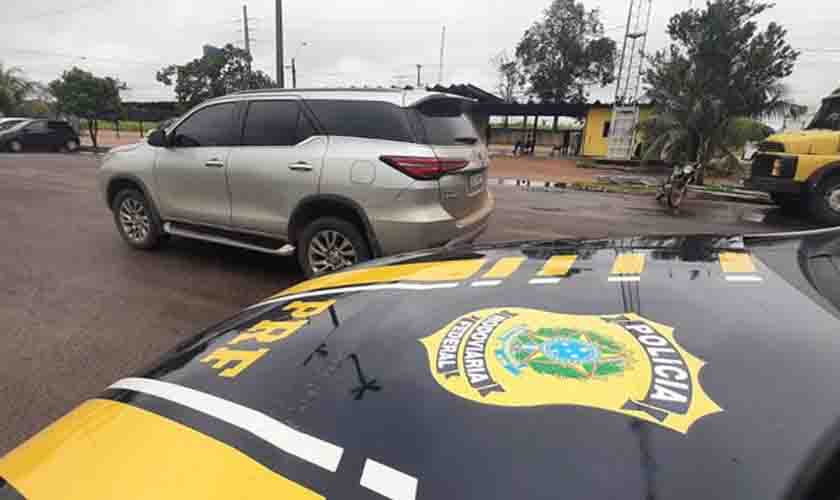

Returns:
0,399,323,500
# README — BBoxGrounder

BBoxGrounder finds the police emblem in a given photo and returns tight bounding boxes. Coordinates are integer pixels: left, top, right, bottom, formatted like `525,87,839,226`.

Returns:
420,308,722,433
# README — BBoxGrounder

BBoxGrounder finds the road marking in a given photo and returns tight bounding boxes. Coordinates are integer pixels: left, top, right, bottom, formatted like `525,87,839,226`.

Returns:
471,280,503,287
481,257,526,279
108,377,344,472
608,276,642,283
611,253,646,276
529,278,563,285
719,252,757,274
360,459,418,500
725,275,763,283
538,255,577,277
249,282,460,309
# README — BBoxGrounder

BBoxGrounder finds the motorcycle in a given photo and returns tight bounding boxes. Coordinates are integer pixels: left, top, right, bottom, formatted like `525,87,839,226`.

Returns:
657,163,699,209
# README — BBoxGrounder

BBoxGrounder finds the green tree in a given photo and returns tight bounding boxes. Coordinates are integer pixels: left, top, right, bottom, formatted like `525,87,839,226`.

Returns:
515,0,616,103
0,63,36,116
642,0,799,183
156,44,275,110
49,67,126,149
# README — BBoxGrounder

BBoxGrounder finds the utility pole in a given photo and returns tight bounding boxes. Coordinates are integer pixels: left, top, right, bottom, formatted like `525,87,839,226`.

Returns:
243,5,251,54
291,58,297,88
275,0,284,87
438,25,446,84
242,4,251,87
416,64,422,88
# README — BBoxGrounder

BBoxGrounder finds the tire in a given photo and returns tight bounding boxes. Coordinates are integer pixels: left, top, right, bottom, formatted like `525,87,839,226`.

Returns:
112,189,164,250
667,181,688,209
60,139,79,153
297,217,371,278
8,140,22,153
809,176,840,226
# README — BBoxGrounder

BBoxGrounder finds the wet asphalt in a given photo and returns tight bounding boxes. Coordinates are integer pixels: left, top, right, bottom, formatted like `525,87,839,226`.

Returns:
0,153,814,453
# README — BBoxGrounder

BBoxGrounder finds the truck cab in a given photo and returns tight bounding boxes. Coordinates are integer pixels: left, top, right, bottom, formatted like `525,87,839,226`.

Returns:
747,90,840,224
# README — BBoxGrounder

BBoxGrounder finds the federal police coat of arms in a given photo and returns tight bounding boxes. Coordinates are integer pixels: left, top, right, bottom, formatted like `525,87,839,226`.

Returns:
420,308,722,433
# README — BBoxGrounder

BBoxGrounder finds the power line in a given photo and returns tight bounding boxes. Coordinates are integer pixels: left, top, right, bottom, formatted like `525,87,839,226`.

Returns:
798,48,840,53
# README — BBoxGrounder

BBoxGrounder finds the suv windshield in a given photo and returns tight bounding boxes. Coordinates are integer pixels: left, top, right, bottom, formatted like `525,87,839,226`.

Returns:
808,97,840,130
0,120,27,131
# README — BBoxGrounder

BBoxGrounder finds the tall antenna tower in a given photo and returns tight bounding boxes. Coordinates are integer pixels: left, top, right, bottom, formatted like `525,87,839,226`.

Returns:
607,0,653,160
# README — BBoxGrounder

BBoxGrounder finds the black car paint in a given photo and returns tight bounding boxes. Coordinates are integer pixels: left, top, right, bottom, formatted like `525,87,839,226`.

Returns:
72,232,840,499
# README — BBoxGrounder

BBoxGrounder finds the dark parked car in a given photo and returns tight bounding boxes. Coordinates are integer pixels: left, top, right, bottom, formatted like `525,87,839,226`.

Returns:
0,119,80,153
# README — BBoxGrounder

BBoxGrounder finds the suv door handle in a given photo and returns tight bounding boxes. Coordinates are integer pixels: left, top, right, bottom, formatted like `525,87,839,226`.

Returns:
205,159,225,168
289,162,313,172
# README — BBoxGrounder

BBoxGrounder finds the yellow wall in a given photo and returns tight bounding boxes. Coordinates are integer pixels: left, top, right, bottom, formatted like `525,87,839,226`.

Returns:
582,107,653,157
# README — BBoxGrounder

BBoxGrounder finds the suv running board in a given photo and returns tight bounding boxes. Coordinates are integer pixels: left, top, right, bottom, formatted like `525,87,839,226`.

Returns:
163,222,295,257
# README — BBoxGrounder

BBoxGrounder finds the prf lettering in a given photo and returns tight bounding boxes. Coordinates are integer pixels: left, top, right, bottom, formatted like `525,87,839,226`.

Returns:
201,299,336,378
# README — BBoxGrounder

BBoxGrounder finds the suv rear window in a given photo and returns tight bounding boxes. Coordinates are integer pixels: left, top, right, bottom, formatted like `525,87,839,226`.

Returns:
305,100,415,143
48,121,72,131
411,98,480,146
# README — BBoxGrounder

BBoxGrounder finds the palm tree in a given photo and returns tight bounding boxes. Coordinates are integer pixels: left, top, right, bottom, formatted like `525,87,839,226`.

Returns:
0,62,35,116
639,83,803,183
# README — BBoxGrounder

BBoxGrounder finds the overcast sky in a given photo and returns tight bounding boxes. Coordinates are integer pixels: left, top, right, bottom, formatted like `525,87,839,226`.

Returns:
1,0,838,110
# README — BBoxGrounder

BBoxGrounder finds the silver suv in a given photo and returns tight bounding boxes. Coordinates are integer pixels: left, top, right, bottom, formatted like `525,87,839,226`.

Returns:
98,88,494,276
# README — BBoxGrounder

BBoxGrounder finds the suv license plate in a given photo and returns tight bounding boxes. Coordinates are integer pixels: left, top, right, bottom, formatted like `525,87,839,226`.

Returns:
468,172,485,193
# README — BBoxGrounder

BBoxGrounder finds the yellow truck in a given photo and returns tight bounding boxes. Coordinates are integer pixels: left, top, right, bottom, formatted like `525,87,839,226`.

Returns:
747,90,840,224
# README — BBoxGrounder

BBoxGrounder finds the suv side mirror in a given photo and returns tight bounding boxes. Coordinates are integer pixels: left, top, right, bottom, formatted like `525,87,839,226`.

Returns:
147,129,168,148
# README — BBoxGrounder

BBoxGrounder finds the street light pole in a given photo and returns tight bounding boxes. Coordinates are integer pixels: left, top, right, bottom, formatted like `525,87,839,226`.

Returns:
275,0,284,87
243,4,251,88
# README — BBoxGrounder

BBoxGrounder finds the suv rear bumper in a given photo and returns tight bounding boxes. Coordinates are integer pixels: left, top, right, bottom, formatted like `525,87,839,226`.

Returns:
745,176,803,194
372,191,495,255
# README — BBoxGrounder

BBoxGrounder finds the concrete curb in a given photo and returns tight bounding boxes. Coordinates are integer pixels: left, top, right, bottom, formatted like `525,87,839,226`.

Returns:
491,177,773,205
490,177,657,196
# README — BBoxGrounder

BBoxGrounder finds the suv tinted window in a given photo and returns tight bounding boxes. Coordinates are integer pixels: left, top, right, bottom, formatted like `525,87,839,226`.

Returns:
243,100,314,146
174,103,238,147
306,100,415,143
412,98,480,146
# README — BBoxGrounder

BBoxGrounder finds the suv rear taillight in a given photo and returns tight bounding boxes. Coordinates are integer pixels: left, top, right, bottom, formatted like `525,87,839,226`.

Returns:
379,156,468,180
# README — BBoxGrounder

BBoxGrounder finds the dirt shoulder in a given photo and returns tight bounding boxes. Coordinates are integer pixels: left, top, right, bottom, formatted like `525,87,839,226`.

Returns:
489,156,630,183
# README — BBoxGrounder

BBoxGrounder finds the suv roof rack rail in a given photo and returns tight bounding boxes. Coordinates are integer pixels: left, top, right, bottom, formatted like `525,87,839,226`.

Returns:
233,87,406,95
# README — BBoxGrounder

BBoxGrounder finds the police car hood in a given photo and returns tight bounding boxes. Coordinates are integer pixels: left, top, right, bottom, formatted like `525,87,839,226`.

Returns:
3,230,840,499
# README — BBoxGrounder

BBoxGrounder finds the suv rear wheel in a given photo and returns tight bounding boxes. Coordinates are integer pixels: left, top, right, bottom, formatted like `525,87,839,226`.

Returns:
298,217,371,278
60,139,79,153
112,189,163,250
810,176,840,226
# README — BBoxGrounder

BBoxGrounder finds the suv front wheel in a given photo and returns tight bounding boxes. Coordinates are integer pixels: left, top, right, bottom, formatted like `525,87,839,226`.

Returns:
298,217,371,278
112,189,164,250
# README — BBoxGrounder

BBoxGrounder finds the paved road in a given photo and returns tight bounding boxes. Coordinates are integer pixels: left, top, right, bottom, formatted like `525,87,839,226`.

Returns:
0,153,813,453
